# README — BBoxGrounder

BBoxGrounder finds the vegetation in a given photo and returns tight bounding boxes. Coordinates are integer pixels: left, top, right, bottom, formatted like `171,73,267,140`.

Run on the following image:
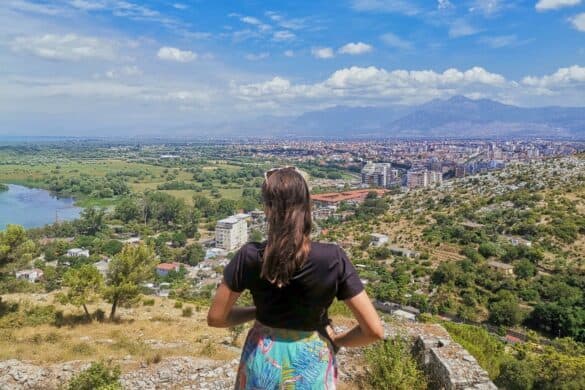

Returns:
362,337,427,390
67,361,121,390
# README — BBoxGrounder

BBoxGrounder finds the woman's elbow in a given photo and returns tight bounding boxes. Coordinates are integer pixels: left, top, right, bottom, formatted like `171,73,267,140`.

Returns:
207,312,224,328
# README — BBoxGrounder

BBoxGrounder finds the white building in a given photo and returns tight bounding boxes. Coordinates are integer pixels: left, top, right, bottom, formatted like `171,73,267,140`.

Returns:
406,169,443,189
361,162,398,188
15,268,44,283
215,214,249,251
66,248,90,258
370,233,389,247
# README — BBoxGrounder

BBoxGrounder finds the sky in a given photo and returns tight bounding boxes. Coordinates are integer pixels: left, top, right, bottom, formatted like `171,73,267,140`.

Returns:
0,0,584,136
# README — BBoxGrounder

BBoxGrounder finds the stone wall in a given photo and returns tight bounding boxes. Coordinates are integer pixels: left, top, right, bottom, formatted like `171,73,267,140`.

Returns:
385,321,497,390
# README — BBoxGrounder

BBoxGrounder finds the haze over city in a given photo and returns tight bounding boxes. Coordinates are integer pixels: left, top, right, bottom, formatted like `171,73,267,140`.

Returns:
1,0,585,136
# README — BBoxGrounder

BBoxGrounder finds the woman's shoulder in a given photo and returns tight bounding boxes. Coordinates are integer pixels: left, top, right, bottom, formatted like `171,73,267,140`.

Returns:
309,241,344,262
237,241,266,261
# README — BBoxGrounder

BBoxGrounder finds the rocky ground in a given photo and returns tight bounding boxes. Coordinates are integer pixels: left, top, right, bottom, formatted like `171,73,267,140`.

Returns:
0,347,362,390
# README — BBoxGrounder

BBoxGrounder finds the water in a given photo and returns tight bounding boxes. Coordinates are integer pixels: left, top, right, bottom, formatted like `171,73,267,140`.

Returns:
0,184,82,230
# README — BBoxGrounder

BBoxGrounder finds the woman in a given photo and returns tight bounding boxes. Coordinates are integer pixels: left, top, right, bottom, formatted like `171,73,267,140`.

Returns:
208,166,383,389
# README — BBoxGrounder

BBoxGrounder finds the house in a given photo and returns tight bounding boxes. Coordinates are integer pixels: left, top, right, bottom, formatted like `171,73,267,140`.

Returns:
66,248,90,258
505,236,532,247
370,233,389,247
156,262,181,277
94,259,110,278
487,261,514,276
389,246,419,258
15,268,44,283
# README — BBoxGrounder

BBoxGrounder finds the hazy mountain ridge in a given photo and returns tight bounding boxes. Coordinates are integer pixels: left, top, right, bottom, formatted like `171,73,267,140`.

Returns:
224,96,584,138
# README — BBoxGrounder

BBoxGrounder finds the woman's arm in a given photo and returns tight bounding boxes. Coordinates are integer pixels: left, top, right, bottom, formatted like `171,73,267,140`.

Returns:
330,290,384,348
207,281,256,328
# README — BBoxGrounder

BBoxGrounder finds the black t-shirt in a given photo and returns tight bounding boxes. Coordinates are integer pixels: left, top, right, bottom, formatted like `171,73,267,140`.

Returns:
223,241,364,331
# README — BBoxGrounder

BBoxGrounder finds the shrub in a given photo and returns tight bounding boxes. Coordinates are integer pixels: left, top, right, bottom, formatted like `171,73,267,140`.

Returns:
182,307,193,317
174,301,183,309
143,299,155,306
67,361,121,390
362,337,427,390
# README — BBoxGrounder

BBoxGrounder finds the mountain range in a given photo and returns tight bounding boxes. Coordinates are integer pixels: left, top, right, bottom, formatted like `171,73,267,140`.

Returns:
207,96,585,138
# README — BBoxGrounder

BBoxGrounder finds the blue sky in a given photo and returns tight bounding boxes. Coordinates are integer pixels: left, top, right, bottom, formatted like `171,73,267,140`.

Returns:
0,0,584,135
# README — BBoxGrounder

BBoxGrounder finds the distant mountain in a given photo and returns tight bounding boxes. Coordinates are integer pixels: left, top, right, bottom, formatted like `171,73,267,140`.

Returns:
171,96,585,138
385,96,585,138
226,96,584,138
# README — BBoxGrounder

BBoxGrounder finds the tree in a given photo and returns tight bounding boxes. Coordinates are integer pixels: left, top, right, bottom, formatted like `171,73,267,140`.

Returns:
489,293,523,327
183,244,205,266
0,224,35,265
59,264,104,320
114,197,140,223
496,359,535,390
79,208,107,236
514,259,536,279
102,244,157,320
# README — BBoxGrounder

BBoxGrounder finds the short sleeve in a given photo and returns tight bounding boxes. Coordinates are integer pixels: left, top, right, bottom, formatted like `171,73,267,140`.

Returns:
223,246,247,293
336,246,364,300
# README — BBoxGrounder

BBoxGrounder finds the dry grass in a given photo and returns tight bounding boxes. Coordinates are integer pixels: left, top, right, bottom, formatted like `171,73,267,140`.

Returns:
0,294,237,365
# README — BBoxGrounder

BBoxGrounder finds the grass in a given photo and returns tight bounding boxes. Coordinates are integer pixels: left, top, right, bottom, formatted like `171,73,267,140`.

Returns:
0,294,237,365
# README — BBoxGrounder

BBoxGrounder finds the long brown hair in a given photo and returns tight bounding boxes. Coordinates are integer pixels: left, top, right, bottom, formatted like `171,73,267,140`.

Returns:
261,167,312,287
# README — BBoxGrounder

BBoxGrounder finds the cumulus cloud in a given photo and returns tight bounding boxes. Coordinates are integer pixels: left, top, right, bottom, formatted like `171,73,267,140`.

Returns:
11,34,117,61
536,0,582,11
157,46,197,62
570,13,585,31
105,65,142,79
522,65,585,88
233,66,508,106
339,42,373,55
380,33,412,49
312,47,335,59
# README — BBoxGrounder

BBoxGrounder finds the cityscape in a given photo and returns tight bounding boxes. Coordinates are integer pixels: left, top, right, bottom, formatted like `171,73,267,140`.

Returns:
2,0,585,389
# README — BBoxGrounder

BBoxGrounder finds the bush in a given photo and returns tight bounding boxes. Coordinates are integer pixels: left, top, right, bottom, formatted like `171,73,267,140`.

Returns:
362,337,427,390
174,301,183,309
143,299,155,306
67,361,121,390
182,307,193,317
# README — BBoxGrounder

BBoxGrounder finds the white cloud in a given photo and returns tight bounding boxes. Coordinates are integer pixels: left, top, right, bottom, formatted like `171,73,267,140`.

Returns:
570,13,585,31
522,65,585,88
273,31,295,41
157,46,197,62
536,0,581,11
69,0,107,11
237,15,271,32
284,50,295,57
438,0,454,10
312,47,335,59
339,42,373,55
233,66,508,106
449,19,480,38
469,0,503,16
478,35,520,48
173,3,188,10
380,33,412,49
351,0,420,15
245,52,269,61
11,34,117,61
8,0,66,15
265,11,308,30
105,65,142,79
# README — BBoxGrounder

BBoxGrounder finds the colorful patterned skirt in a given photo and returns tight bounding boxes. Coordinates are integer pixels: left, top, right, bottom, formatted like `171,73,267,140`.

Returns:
235,321,337,389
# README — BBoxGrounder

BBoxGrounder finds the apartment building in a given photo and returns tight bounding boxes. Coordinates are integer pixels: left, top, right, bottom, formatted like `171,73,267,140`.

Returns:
215,214,249,251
